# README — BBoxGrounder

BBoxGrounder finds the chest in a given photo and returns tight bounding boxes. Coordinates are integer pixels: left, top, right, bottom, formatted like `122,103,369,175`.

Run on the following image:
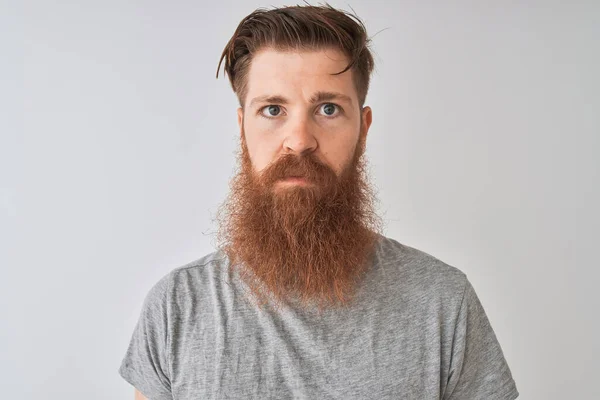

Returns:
170,305,449,399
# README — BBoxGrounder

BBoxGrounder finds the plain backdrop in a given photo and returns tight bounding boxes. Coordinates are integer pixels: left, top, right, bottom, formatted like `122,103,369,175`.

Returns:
2,0,599,399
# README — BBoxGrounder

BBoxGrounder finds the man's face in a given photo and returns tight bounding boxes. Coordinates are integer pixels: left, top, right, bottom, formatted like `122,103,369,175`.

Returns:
237,47,372,184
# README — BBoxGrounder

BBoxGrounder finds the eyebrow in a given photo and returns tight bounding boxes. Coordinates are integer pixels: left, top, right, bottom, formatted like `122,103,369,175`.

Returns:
248,91,354,110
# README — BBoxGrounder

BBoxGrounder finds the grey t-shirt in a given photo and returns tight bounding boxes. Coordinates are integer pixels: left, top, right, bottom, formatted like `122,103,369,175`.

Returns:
118,234,518,399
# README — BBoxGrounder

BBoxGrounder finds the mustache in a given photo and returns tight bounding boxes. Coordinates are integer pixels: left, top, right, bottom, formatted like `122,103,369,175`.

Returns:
260,153,337,187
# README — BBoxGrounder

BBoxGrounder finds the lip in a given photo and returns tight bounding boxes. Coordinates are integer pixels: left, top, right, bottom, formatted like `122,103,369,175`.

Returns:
279,177,310,185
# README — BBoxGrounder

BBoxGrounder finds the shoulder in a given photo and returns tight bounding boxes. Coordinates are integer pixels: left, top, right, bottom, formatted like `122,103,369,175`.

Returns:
372,234,469,301
170,249,229,280
147,250,231,303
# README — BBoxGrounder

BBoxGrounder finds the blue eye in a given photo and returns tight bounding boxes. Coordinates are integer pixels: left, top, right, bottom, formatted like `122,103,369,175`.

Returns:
261,105,282,117
319,103,339,116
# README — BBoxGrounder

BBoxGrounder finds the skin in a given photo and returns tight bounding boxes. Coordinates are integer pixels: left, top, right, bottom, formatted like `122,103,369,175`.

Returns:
237,47,373,182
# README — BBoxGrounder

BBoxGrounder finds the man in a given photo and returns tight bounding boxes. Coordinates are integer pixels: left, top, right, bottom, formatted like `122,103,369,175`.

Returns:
119,4,519,399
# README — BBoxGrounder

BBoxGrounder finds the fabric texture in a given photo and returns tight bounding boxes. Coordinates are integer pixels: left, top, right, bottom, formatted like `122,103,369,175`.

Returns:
118,234,518,399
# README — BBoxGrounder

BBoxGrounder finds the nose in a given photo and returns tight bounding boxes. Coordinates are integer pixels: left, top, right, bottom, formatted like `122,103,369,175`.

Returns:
282,116,318,156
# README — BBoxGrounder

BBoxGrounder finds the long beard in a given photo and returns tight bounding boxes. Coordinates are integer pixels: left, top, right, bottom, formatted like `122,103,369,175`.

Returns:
216,132,383,311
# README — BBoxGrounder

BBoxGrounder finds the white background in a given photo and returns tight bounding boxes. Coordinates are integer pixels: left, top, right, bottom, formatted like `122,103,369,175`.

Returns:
2,1,599,398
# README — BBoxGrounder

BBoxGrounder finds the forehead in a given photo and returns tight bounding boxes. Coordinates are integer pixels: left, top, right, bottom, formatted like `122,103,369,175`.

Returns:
245,48,357,106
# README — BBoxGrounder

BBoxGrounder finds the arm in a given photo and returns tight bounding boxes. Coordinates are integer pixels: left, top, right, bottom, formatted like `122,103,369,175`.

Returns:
135,388,148,400
118,273,173,400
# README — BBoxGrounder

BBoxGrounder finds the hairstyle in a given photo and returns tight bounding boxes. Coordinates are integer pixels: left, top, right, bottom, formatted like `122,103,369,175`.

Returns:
216,3,375,109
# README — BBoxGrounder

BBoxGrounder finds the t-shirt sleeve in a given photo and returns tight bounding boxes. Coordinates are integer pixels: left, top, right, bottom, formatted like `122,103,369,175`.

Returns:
118,273,173,400
443,277,519,400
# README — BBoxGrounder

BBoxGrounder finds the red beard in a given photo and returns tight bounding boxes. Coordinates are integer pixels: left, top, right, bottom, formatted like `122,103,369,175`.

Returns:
216,131,383,311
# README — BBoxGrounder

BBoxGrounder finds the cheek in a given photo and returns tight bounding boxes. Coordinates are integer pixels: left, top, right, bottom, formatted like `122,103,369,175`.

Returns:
244,119,289,173
245,136,279,174
322,137,358,175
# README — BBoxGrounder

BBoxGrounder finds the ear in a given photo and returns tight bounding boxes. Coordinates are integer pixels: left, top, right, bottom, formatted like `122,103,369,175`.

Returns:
361,106,373,137
237,107,244,137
